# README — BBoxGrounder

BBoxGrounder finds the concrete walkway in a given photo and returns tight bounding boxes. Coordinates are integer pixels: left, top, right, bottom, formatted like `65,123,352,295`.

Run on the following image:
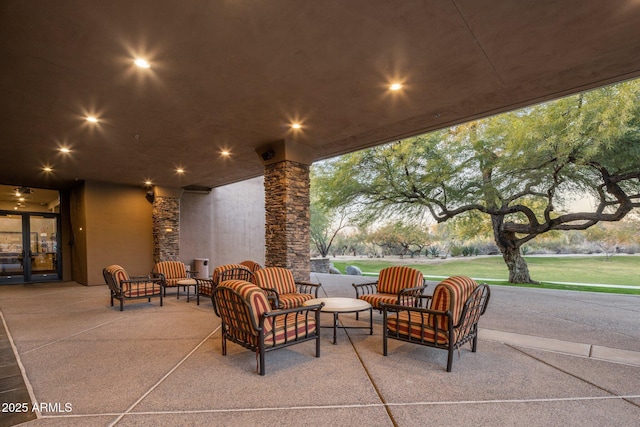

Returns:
1,274,639,426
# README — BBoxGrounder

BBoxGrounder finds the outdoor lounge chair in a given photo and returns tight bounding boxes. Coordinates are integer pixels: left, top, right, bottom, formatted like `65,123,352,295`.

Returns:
197,263,253,299
253,267,322,309
352,266,427,313
239,260,263,272
212,279,323,375
103,265,163,311
152,261,193,298
381,275,490,372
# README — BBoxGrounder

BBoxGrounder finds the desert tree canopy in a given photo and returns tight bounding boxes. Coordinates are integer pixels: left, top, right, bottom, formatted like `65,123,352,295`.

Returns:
314,80,640,283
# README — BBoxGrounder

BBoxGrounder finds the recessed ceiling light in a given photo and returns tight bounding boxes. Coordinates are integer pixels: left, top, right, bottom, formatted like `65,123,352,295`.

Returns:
134,58,150,69
221,150,231,156
43,166,53,172
59,147,71,153
389,83,403,91
291,123,302,129
176,168,185,174
86,116,98,123
144,180,152,186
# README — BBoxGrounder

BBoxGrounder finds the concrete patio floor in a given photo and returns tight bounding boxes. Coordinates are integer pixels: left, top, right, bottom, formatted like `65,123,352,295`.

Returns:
1,273,639,426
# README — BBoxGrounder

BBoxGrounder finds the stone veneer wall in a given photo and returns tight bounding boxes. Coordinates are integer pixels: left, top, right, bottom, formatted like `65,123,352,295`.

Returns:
264,160,310,281
153,195,180,262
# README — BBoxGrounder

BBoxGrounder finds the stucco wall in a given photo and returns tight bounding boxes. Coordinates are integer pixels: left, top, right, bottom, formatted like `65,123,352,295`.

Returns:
83,181,154,285
180,177,265,272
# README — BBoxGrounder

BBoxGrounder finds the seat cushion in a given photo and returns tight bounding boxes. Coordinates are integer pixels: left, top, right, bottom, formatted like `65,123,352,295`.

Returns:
265,312,318,346
278,293,315,310
377,266,424,295
123,282,163,297
253,267,297,295
359,293,398,309
429,276,478,331
387,311,450,345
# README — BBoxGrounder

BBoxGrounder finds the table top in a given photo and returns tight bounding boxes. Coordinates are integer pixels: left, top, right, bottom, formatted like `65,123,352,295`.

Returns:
304,297,371,312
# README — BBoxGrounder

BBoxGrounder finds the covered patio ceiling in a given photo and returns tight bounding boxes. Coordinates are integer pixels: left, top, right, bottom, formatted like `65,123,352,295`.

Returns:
1,0,640,192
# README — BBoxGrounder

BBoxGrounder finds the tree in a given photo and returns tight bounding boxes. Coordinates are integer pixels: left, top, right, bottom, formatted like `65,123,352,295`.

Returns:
367,221,431,258
310,201,349,258
315,80,640,283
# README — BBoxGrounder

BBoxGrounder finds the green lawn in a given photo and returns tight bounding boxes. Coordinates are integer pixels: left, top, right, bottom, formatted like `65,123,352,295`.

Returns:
330,255,640,294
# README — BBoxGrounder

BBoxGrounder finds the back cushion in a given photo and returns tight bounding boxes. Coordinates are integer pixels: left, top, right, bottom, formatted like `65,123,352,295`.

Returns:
155,261,186,279
212,263,247,284
105,265,130,291
253,267,296,295
429,276,478,330
240,260,263,272
222,280,272,333
378,266,424,294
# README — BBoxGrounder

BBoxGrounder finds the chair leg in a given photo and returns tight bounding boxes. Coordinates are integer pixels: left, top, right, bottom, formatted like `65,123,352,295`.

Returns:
259,348,266,376
446,346,453,372
120,299,124,312
382,311,388,356
160,291,163,307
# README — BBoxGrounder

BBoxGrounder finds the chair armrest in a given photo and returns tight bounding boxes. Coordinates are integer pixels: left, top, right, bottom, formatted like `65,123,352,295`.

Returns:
187,270,198,278
260,287,281,309
416,294,433,308
124,276,161,284
295,281,322,297
352,281,378,298
398,285,428,306
263,302,324,318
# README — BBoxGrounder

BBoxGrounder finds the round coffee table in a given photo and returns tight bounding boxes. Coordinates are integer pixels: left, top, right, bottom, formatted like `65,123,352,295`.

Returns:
176,279,199,304
303,297,372,344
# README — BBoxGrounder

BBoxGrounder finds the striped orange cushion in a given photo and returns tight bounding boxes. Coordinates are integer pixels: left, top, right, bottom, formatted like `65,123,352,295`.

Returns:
239,260,263,272
359,293,417,310
105,264,160,295
360,293,398,309
123,283,162,297
253,267,297,295
387,311,450,345
277,293,315,310
154,261,187,286
265,312,317,346
105,265,129,290
377,266,424,295
429,276,478,331
221,280,273,333
212,264,248,284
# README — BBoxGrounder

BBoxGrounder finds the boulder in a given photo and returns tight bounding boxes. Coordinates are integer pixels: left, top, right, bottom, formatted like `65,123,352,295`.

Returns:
346,265,362,276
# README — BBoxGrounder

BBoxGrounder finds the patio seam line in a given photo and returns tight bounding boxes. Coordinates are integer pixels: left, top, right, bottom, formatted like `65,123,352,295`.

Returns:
36,393,640,421
506,344,640,410
343,319,397,427
479,328,640,367
22,314,134,355
107,326,219,427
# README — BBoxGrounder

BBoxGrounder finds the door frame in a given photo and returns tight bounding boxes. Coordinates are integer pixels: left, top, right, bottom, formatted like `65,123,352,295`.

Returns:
0,211,62,284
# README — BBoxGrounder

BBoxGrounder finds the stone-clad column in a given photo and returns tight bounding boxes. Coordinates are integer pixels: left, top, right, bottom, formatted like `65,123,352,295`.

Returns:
152,187,183,262
264,160,310,280
258,140,314,281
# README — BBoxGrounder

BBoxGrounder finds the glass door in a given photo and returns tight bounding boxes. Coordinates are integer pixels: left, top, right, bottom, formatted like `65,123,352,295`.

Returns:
0,213,25,284
29,215,60,282
0,213,61,284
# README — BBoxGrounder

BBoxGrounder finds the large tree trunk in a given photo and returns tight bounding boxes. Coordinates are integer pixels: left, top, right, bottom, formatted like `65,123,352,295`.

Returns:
491,216,535,283
501,244,534,283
